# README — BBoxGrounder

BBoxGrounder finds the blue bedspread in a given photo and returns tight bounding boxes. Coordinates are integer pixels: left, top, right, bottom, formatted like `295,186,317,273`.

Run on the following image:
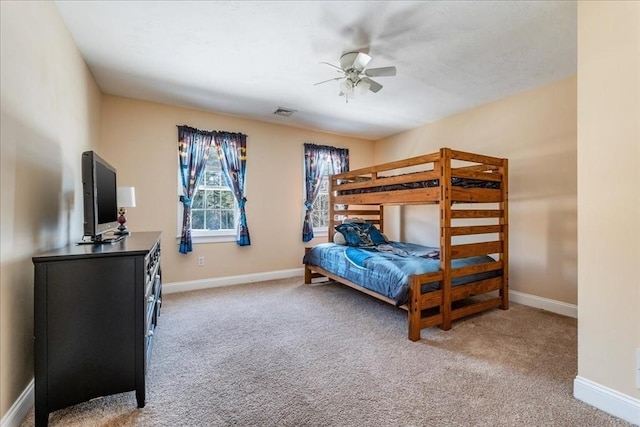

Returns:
303,242,498,306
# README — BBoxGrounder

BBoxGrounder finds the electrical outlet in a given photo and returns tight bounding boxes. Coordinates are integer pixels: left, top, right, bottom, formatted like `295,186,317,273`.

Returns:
197,256,205,266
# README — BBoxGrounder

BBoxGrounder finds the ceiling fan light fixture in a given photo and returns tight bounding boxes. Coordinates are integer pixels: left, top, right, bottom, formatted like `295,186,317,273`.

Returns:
357,79,370,95
317,51,396,102
340,79,354,96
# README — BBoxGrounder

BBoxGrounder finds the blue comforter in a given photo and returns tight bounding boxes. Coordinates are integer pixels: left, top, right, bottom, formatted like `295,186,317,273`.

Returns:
303,242,497,306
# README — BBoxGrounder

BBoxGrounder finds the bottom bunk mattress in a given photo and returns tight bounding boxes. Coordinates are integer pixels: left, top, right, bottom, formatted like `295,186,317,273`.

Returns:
303,242,498,306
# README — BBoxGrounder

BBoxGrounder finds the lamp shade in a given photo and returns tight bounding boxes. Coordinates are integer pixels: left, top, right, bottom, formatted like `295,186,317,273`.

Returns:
340,79,354,96
357,79,370,94
117,186,136,208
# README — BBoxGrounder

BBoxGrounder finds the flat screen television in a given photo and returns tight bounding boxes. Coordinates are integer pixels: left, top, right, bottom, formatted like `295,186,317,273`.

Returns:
81,151,120,242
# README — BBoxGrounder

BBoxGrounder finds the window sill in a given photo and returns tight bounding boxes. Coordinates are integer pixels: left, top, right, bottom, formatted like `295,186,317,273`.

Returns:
175,233,237,244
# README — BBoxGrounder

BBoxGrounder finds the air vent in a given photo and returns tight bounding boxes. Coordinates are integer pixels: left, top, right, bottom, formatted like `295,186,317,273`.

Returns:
273,107,297,117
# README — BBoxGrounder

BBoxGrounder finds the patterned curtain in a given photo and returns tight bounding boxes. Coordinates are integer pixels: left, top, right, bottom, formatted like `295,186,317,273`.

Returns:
213,131,251,246
302,143,349,242
177,126,214,254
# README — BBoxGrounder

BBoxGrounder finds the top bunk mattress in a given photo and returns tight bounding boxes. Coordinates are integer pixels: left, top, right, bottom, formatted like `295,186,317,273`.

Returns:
303,241,498,306
337,176,500,195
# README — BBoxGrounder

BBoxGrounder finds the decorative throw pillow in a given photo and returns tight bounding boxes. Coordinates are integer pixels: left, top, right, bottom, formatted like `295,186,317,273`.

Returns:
367,225,389,245
333,232,347,245
335,223,374,247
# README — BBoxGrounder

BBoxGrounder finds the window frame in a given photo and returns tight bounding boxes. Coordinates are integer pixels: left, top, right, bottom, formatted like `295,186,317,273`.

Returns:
309,172,330,236
303,159,334,238
176,157,239,244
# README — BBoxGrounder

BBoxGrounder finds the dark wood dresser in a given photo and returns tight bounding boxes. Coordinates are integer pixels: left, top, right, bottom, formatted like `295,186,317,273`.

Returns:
32,232,162,427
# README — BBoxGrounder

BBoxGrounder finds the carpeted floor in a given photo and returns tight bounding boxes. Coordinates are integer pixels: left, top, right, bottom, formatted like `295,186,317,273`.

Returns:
22,277,632,426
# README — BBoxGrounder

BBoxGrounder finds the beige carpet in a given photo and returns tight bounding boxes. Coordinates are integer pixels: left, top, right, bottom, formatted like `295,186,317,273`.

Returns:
22,277,631,426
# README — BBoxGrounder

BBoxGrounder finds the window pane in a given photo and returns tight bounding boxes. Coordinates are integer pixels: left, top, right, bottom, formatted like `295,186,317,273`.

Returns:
206,210,221,230
311,175,330,228
192,190,204,209
214,172,220,186
319,194,328,211
319,177,329,192
203,170,213,186
221,210,235,229
192,210,204,229
221,191,235,209
209,171,222,187
205,190,216,209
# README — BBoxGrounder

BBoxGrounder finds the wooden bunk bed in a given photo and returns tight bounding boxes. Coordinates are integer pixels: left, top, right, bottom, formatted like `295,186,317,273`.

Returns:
303,147,508,341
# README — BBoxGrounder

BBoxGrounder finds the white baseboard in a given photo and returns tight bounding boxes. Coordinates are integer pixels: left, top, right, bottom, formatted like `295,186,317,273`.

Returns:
1,379,34,427
163,268,304,294
574,376,640,425
509,290,577,318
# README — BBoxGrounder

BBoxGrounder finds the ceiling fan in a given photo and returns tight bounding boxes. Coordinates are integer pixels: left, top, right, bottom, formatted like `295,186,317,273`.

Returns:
315,51,397,102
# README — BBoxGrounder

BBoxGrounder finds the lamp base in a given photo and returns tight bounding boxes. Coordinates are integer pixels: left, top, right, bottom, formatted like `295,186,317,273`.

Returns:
114,223,130,235
115,211,130,235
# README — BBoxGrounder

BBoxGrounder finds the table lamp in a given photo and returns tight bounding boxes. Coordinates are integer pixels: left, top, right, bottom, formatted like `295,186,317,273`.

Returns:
115,186,136,235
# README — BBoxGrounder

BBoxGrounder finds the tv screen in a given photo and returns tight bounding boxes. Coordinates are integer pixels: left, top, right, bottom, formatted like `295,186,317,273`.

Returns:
82,151,119,241
95,160,118,224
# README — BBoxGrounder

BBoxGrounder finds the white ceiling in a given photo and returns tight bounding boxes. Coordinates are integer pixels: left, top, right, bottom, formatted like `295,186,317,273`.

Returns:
55,1,576,141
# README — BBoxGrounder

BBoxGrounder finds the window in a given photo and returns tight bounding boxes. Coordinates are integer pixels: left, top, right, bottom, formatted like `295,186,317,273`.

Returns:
311,173,330,230
177,155,237,242
302,143,349,242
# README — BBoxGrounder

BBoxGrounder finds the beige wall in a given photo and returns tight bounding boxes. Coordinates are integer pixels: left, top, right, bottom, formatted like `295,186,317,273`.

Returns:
99,95,373,284
577,1,640,399
374,77,578,305
0,1,102,419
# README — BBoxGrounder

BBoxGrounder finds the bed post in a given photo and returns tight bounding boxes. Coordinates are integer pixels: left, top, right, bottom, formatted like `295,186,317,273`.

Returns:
408,276,421,341
304,248,313,284
439,148,453,330
499,158,509,309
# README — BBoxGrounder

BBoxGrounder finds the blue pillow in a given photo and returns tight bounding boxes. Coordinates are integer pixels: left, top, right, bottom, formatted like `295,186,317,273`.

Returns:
335,222,388,247
367,225,389,245
335,223,374,247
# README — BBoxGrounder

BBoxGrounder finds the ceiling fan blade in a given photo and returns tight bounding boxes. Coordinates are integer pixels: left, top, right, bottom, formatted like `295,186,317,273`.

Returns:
319,61,343,71
360,77,383,93
365,66,397,77
340,51,371,71
314,77,344,86
353,52,371,71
